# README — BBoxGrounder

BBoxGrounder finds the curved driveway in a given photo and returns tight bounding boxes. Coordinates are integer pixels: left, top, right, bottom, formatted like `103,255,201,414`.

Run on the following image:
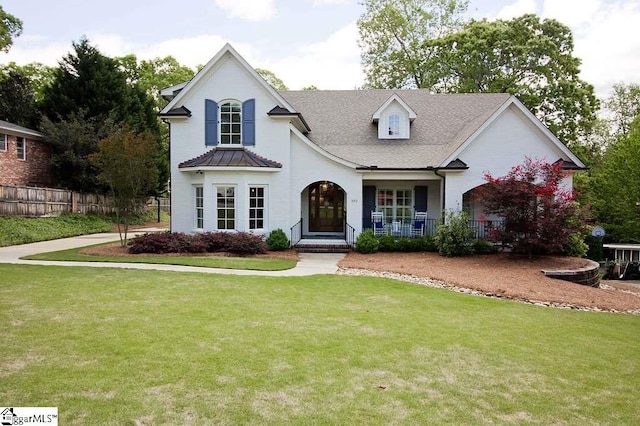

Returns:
0,229,345,276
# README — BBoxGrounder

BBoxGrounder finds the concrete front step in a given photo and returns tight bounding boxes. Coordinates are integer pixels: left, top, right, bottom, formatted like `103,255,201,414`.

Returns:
294,238,352,253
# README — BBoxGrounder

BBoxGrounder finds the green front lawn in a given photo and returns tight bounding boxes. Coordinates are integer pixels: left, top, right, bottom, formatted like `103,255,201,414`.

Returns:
1,264,638,424
22,244,297,271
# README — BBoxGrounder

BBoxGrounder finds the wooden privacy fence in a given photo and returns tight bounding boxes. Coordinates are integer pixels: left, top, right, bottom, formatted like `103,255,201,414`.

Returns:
0,184,170,217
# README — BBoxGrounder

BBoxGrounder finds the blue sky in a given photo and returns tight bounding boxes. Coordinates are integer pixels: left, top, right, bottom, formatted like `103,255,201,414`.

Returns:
1,0,637,98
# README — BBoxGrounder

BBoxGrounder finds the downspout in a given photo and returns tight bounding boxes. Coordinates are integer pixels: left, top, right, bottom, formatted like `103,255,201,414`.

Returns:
434,168,446,224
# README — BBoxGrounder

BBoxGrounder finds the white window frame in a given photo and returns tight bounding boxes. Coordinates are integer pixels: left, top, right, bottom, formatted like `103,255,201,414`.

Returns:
16,137,25,160
377,188,413,224
0,133,7,152
216,185,236,230
194,185,204,230
248,185,267,231
388,114,400,136
219,100,242,145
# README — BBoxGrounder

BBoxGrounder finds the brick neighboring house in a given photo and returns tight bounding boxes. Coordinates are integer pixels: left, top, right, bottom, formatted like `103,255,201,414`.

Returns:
0,120,53,186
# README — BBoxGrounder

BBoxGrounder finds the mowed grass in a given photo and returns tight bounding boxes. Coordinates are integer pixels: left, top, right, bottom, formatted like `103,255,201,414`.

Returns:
23,244,297,271
1,264,639,425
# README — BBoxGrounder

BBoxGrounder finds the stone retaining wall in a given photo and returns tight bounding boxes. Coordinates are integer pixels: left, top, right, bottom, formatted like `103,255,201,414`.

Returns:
541,259,601,287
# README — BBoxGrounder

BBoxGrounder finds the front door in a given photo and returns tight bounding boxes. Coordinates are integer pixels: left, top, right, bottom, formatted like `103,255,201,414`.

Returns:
308,182,344,233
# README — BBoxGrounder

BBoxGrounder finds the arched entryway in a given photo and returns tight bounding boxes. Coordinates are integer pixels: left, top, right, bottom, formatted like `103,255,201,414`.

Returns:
307,181,345,234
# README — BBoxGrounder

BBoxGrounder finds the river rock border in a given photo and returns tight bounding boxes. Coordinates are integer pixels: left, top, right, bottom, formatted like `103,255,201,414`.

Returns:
337,267,639,315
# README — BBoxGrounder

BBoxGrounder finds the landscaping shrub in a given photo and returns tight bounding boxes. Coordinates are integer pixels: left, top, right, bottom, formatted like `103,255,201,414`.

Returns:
226,232,267,255
376,234,397,252
564,233,588,258
435,211,474,257
472,240,498,254
266,229,290,251
128,232,205,254
355,230,379,254
197,232,232,252
584,235,604,261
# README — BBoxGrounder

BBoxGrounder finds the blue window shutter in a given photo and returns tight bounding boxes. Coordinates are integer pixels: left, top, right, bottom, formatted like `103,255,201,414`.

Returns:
242,98,255,146
414,186,428,212
205,99,217,146
362,185,376,229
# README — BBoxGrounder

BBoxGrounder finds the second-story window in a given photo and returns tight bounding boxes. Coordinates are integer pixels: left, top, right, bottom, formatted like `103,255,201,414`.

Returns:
220,101,242,145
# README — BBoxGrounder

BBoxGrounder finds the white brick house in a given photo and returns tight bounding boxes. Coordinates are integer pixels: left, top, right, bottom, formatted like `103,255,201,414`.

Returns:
160,44,585,245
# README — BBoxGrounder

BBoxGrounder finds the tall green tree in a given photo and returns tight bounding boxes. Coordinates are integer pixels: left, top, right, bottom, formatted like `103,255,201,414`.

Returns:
256,68,288,90
115,55,196,110
0,69,38,127
0,62,55,102
40,38,165,192
588,116,640,243
605,82,640,139
89,126,159,247
431,14,598,146
358,0,469,89
40,110,118,193
0,6,22,52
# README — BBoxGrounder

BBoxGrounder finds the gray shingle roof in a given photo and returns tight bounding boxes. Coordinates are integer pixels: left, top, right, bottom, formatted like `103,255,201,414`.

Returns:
278,90,510,168
179,147,282,169
0,120,45,139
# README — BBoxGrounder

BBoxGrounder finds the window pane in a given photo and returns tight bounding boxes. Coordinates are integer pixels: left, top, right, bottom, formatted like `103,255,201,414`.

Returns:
232,135,240,144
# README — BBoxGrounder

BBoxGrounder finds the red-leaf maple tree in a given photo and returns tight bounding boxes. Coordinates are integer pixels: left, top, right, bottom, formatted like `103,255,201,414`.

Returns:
480,158,587,257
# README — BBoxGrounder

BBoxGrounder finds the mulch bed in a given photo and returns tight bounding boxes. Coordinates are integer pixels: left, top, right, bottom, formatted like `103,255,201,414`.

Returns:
339,252,640,314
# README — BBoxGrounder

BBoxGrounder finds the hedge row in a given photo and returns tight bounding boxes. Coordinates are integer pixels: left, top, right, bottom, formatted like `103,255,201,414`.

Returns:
129,231,268,255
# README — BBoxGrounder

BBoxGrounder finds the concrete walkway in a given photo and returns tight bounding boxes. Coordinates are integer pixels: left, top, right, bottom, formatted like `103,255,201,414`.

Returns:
0,229,346,276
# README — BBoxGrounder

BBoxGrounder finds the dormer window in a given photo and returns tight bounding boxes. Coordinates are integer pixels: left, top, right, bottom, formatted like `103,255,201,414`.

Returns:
372,93,417,140
388,114,400,136
220,101,242,145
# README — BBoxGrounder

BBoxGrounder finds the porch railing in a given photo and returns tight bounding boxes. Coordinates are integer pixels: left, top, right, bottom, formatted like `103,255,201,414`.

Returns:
345,222,355,248
468,219,505,240
290,218,302,247
363,218,503,241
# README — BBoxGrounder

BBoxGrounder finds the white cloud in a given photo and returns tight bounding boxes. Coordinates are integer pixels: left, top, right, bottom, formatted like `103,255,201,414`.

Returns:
495,0,536,19
542,0,601,28
312,0,354,5
213,0,275,21
257,22,363,90
570,1,640,98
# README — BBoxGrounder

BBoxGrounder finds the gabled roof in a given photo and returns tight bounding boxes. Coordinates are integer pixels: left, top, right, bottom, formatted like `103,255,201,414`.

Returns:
179,147,282,169
279,90,511,168
371,93,417,122
440,96,586,169
160,43,298,116
0,120,45,140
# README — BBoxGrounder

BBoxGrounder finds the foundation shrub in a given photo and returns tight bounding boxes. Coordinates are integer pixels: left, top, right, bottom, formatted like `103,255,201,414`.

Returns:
266,229,290,251
226,232,268,255
356,230,379,254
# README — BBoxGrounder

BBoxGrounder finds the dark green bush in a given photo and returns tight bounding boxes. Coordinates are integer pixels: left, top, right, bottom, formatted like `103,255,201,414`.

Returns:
377,234,397,252
435,211,474,257
584,235,604,261
472,240,498,254
355,230,379,254
266,229,290,251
